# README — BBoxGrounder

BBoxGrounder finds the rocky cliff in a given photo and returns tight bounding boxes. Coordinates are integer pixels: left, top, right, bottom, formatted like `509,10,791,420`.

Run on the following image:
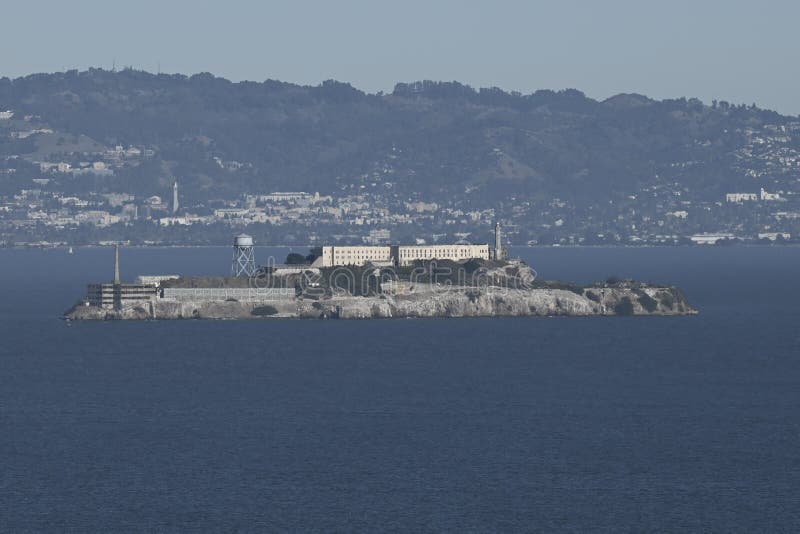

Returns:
65,285,695,320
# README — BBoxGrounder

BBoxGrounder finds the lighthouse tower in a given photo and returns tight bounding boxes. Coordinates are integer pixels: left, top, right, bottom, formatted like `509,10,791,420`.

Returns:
493,221,505,260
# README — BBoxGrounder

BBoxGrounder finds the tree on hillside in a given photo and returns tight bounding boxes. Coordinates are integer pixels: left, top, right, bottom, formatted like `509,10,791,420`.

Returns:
285,252,307,265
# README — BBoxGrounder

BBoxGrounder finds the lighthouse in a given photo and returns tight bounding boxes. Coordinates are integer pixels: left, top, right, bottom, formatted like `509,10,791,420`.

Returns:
494,221,505,260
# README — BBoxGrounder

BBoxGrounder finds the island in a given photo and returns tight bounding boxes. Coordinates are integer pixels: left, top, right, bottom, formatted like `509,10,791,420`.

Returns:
65,239,696,321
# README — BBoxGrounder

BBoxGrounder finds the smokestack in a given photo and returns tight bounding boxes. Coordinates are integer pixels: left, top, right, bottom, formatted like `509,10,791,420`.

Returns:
114,244,120,284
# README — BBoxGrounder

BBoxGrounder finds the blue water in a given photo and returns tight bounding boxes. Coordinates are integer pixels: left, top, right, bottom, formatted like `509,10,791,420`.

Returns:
1,246,799,531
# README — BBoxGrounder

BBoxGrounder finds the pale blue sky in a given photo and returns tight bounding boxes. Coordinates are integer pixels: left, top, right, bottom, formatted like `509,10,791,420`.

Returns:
2,0,799,114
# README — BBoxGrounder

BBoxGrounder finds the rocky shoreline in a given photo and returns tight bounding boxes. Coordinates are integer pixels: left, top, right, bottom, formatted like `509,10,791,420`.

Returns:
65,284,696,320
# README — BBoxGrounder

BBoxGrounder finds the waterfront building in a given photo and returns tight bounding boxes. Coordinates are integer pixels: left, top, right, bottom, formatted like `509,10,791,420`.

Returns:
689,233,737,245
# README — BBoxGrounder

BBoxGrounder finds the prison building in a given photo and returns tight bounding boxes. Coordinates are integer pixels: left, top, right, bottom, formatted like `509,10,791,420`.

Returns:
87,283,158,309
319,246,393,267
318,244,489,267
394,244,489,266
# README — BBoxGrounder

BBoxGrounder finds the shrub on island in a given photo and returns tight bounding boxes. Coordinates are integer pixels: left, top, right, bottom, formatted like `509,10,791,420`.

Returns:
251,305,279,316
613,297,635,316
633,289,658,312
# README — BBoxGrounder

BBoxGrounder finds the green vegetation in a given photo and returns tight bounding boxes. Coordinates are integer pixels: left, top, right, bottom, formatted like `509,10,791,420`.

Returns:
596,278,650,290
2,70,799,248
0,69,789,206
161,276,252,288
657,290,675,309
634,290,659,312
613,297,635,316
532,279,584,295
317,258,529,296
251,305,279,316
319,265,381,296
285,252,307,265
305,247,322,263
285,248,322,265
585,290,601,303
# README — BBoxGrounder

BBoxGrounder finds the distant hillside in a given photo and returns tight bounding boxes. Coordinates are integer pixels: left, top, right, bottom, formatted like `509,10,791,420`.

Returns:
1,68,795,205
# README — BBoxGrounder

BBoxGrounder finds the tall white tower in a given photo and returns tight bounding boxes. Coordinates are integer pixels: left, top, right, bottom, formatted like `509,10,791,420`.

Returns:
172,180,179,214
232,234,256,277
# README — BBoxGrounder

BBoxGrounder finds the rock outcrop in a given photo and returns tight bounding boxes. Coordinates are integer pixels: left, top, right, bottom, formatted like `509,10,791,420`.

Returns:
65,285,695,320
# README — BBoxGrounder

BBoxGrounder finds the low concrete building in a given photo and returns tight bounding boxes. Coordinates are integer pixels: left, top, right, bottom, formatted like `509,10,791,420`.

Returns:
135,275,180,287
760,188,782,201
758,232,791,241
689,233,736,245
161,287,295,302
726,193,758,203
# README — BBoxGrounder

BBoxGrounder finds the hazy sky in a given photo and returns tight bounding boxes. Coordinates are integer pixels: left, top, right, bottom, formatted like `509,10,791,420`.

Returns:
2,0,799,115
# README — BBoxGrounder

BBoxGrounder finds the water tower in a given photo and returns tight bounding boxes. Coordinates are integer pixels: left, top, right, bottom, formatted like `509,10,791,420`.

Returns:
231,234,256,276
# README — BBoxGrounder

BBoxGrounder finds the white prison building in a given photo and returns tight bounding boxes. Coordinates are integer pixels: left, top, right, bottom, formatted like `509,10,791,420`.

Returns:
317,243,490,267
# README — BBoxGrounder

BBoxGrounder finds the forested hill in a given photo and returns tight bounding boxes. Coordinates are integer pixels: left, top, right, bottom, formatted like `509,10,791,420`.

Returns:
0,68,797,205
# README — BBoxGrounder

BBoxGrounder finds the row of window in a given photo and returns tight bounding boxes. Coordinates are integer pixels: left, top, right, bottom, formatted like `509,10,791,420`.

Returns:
326,246,488,264
398,249,485,257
